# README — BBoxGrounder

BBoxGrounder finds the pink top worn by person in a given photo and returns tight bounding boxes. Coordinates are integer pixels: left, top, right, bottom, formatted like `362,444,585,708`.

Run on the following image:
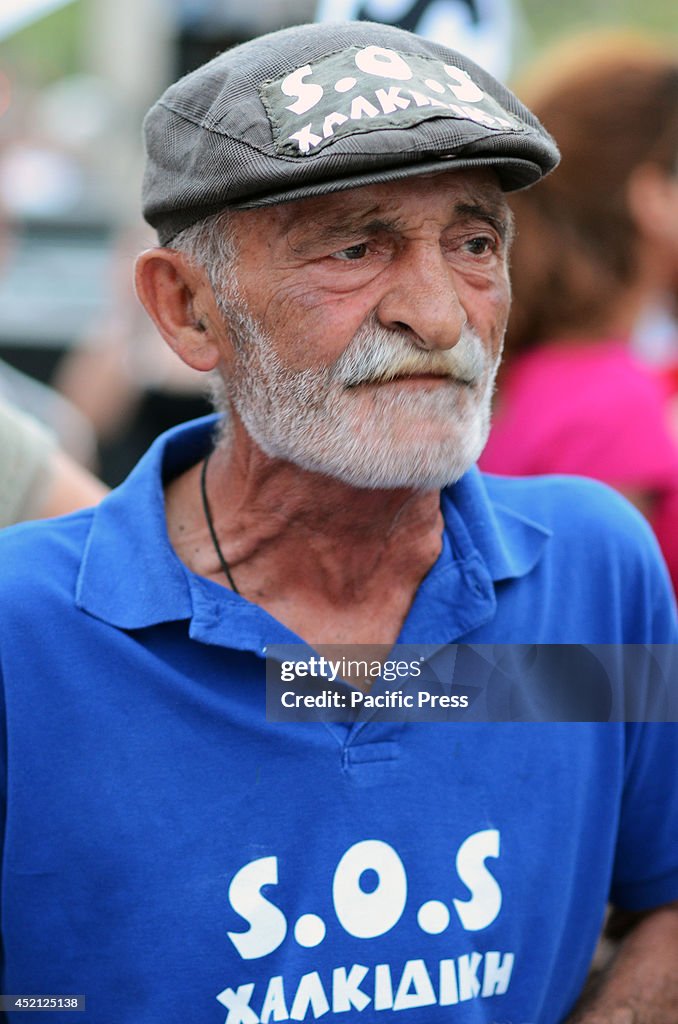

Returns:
479,341,678,590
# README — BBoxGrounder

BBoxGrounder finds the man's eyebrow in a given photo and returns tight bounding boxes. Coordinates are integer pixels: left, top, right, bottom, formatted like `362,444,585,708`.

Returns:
287,210,395,252
285,198,515,251
455,201,515,244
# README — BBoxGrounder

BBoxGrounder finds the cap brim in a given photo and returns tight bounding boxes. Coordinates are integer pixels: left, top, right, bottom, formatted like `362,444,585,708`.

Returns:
227,155,544,210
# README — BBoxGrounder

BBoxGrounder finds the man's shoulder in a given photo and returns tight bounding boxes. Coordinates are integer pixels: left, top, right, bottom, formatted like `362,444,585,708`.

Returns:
483,471,654,541
481,471,672,590
475,472,677,642
0,508,94,603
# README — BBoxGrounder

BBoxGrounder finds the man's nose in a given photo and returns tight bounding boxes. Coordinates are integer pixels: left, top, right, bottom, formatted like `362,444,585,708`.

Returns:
375,243,467,351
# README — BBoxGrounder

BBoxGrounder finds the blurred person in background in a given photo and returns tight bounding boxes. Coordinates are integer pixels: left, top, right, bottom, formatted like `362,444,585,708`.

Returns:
0,135,101,467
0,395,106,526
479,32,678,592
0,353,98,465
0,74,104,508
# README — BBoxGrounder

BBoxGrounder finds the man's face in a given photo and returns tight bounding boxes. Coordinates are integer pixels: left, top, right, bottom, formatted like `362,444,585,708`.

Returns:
212,170,512,489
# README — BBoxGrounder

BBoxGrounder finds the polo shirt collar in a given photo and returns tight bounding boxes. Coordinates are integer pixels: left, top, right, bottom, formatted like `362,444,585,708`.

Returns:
76,417,551,643
452,470,553,583
76,417,212,630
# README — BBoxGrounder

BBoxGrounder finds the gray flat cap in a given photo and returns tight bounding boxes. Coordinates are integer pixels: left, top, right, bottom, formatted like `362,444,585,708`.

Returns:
142,21,559,245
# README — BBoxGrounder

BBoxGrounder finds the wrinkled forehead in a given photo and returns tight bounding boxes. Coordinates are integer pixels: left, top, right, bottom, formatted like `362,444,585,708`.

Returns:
234,167,509,241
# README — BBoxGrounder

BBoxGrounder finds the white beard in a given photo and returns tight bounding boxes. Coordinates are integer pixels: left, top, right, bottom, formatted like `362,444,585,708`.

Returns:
216,304,501,491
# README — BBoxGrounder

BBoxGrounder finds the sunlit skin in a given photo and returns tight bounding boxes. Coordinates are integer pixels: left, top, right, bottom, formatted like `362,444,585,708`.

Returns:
227,174,511,373
223,174,511,461
136,170,512,645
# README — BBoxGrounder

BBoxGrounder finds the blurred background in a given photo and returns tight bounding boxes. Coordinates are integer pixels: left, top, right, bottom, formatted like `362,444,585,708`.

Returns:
0,0,676,489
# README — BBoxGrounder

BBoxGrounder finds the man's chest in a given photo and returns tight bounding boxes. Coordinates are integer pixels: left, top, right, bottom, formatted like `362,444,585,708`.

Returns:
2,645,625,1022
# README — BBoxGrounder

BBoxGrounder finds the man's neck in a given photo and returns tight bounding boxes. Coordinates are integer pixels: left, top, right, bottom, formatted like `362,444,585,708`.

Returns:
165,434,446,645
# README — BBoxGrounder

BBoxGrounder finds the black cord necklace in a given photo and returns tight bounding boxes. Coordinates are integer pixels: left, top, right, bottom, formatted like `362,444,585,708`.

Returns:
200,450,241,595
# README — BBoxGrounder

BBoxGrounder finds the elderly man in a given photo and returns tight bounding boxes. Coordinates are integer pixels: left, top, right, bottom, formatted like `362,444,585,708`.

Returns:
0,21,676,1024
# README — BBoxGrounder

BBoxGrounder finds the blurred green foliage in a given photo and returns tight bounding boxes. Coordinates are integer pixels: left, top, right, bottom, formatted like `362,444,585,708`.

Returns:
521,0,677,43
0,1,83,83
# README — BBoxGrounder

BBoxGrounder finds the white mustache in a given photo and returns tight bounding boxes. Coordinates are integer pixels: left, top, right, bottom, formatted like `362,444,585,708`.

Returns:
332,319,488,388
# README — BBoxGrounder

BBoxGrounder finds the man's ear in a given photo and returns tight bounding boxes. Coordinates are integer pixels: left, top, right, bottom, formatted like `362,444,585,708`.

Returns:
134,248,221,371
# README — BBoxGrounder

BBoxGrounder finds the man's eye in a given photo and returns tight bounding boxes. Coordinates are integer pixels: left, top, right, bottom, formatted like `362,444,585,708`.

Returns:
463,236,496,256
332,243,368,261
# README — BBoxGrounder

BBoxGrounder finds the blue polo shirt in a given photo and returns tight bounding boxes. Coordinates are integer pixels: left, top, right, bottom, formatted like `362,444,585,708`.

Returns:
0,417,676,1024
